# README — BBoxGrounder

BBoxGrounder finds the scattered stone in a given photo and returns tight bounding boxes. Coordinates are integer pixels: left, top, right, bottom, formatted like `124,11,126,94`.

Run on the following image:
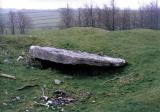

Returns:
35,90,75,109
40,96,49,101
16,96,21,100
54,79,62,85
47,97,74,106
21,51,25,56
12,96,21,102
48,90,74,106
3,59,9,63
5,90,8,95
60,108,64,112
29,46,126,67
3,59,13,64
92,100,96,103
46,100,53,106
2,103,7,106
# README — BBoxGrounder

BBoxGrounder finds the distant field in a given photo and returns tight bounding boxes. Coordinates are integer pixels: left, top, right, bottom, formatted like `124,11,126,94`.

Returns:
0,9,61,28
0,27,160,112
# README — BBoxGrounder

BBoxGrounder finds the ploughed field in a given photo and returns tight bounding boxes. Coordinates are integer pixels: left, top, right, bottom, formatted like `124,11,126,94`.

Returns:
0,27,160,112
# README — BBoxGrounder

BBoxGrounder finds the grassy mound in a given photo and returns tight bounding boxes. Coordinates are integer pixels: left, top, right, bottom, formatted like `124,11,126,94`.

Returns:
0,27,160,112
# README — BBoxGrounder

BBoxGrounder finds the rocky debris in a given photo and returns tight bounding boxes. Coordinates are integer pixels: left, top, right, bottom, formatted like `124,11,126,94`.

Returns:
34,90,75,109
29,46,126,67
48,90,74,106
46,97,74,106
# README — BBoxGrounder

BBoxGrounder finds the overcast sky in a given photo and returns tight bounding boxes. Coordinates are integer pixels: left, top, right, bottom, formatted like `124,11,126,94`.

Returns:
0,0,155,9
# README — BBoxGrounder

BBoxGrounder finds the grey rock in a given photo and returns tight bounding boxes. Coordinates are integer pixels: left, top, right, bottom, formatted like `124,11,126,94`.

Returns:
54,79,62,85
3,59,9,63
29,46,126,67
2,103,7,106
16,96,21,100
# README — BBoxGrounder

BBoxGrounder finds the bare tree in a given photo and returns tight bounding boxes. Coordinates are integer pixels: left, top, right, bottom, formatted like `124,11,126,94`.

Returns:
138,7,144,28
138,0,159,29
102,5,112,30
88,2,95,27
82,4,90,26
122,9,131,30
8,11,16,34
62,0,160,30
82,2,96,27
77,8,82,26
111,0,115,30
17,11,31,34
150,0,159,29
60,4,74,28
131,11,139,28
0,15,5,35
95,7,102,28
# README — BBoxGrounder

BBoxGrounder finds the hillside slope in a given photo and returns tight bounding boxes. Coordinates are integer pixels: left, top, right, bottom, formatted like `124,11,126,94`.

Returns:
0,27,160,112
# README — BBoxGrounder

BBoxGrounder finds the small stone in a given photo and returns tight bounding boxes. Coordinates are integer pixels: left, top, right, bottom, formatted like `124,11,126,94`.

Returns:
60,108,64,112
4,59,12,64
54,79,62,85
2,103,7,106
16,96,20,100
21,51,25,55
92,100,96,103
5,90,8,95
46,100,53,106
4,59,9,63
40,96,49,101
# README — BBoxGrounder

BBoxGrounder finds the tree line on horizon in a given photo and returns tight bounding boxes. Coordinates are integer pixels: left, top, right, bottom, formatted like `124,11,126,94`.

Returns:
0,11,31,35
0,0,160,35
60,0,159,31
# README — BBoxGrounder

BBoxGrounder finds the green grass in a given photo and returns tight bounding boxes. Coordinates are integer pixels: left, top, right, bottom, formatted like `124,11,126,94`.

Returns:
0,27,160,112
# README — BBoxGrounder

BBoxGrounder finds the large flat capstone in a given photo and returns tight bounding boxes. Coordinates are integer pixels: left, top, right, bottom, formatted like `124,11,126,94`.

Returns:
29,46,126,67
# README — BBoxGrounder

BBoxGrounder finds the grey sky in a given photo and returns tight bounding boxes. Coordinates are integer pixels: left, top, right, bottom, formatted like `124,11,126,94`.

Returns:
0,0,155,9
